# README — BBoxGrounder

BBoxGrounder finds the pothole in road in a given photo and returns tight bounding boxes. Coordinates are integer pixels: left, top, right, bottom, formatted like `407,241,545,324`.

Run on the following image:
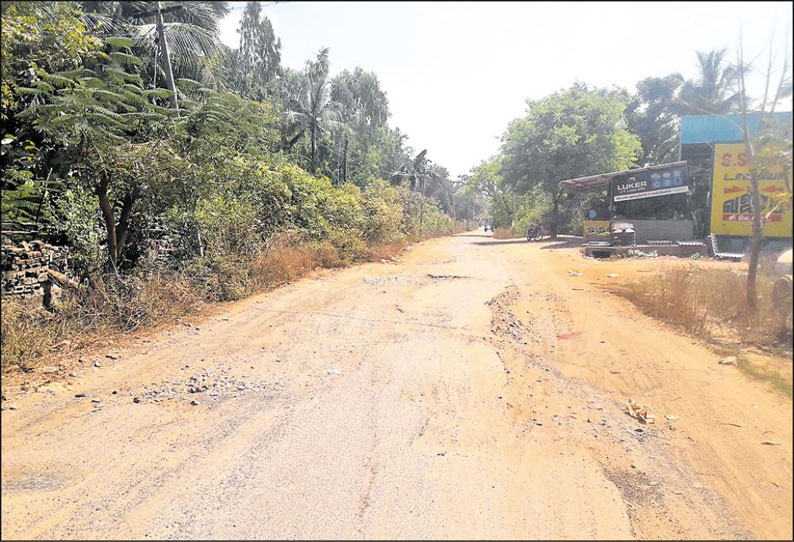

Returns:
361,274,470,288
603,467,665,508
362,276,424,286
131,366,284,405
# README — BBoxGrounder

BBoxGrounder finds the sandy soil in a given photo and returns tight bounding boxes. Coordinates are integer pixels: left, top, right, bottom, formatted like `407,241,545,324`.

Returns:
1,231,791,539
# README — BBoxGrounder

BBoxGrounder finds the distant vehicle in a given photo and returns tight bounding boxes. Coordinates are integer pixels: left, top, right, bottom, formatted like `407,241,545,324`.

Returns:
526,225,546,241
772,248,792,313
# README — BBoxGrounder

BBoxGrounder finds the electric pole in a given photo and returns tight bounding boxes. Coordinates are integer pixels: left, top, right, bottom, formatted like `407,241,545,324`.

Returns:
156,1,179,110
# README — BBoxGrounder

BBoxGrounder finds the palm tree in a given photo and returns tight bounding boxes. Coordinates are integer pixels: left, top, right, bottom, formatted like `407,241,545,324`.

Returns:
672,49,741,115
383,128,413,184
79,1,230,91
283,48,342,173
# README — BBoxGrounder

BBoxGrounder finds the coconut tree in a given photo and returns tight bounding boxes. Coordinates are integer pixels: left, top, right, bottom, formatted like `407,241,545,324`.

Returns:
672,49,741,115
79,1,230,92
283,48,342,174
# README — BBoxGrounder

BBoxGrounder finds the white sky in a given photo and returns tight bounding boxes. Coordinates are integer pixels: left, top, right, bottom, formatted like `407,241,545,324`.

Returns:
218,1,792,178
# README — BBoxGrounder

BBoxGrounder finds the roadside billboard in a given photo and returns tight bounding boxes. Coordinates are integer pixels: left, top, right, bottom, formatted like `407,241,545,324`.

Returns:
612,164,689,202
710,143,792,238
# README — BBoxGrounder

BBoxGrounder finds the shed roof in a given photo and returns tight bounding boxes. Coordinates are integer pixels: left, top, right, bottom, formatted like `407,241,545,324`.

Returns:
557,161,688,193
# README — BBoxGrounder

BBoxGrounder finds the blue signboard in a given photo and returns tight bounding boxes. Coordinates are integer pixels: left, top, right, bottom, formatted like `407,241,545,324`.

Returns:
613,164,689,202
680,112,792,145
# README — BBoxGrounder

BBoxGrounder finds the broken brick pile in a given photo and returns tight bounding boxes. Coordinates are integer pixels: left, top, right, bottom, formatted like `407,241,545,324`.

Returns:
1,241,70,300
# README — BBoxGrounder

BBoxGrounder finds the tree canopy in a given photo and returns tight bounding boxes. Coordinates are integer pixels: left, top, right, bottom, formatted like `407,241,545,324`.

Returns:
500,83,642,237
1,1,462,279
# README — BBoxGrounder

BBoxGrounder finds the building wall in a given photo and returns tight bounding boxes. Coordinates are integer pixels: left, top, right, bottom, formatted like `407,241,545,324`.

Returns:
628,219,694,243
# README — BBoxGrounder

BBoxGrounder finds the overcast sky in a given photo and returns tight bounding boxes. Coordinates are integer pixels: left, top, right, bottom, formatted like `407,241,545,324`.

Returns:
218,1,792,178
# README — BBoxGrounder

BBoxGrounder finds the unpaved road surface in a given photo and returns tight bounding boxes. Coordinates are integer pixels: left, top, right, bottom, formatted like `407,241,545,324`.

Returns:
2,231,791,539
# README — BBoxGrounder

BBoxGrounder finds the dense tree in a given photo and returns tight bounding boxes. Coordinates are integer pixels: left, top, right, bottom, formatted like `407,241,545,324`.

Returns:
329,67,390,184
2,1,104,237
625,76,682,166
0,1,465,281
381,127,414,183
500,83,642,237
627,49,743,167
17,35,184,268
283,48,342,174
331,68,388,132
227,1,281,100
467,157,515,228
451,176,485,224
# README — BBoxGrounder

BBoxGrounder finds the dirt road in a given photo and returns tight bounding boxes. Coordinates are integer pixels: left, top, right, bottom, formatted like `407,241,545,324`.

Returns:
2,231,791,539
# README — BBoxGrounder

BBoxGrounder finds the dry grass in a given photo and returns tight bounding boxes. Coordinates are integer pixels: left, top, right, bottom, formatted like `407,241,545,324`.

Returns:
1,234,423,372
252,238,345,288
453,222,474,234
1,270,205,370
365,242,406,262
492,228,520,239
616,261,792,353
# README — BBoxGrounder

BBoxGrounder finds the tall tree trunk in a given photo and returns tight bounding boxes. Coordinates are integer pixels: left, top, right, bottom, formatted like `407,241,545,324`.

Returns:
310,123,317,173
737,41,761,311
746,175,763,311
115,186,138,265
551,191,560,239
284,129,304,151
342,136,348,183
96,177,118,269
156,1,179,110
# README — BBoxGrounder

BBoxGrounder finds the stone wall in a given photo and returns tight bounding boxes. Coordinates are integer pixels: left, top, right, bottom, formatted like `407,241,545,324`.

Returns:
1,241,70,305
139,236,176,267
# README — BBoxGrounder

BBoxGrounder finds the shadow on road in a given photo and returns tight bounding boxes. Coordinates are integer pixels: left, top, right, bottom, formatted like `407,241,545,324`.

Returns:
540,237,583,250
472,238,528,246
472,235,584,248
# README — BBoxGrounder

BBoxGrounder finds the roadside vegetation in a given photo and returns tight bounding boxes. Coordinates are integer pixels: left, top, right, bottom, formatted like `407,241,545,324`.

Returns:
616,258,792,375
491,228,519,240
613,257,792,396
0,2,479,370
1,232,414,368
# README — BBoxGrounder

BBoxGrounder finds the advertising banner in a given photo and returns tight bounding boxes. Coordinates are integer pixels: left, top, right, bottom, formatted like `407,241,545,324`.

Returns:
710,143,792,238
612,164,689,202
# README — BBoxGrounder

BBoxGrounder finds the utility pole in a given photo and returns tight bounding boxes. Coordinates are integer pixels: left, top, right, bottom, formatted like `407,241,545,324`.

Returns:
156,1,179,110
